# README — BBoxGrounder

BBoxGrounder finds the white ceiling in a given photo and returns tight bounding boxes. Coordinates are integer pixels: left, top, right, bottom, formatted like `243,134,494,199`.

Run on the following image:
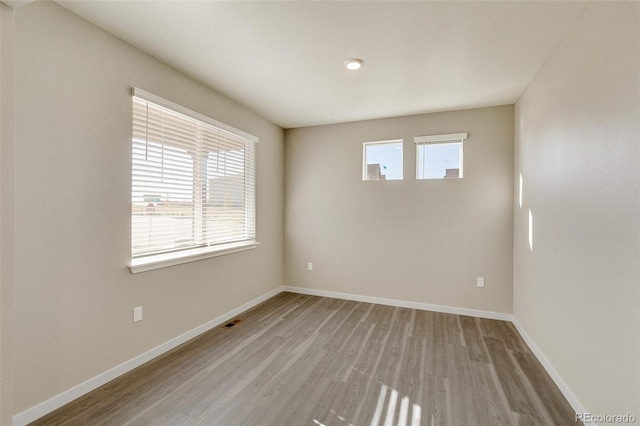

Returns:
56,1,587,129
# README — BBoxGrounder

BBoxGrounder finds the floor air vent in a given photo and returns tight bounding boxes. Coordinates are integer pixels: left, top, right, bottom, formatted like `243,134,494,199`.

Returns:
224,319,242,328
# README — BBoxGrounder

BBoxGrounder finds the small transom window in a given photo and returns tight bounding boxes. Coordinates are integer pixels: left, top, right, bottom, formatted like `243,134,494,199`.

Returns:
363,139,403,181
415,133,467,179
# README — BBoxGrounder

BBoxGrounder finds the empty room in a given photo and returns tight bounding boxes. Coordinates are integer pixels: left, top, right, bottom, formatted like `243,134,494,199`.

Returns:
0,0,638,425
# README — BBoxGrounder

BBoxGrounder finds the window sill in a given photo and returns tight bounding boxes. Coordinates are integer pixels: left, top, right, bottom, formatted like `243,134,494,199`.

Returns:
129,241,259,274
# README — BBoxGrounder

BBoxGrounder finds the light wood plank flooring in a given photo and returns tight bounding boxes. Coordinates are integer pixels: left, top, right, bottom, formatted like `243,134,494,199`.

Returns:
31,292,580,425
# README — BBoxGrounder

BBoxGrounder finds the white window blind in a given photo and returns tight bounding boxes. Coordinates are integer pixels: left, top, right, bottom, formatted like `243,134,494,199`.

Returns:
131,89,257,260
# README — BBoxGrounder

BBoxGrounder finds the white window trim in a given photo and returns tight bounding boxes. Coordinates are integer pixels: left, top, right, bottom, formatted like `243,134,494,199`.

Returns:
362,139,404,181
129,241,259,274
414,132,467,180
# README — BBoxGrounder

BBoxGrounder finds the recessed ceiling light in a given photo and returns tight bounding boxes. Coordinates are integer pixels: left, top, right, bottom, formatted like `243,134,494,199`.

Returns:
345,58,364,71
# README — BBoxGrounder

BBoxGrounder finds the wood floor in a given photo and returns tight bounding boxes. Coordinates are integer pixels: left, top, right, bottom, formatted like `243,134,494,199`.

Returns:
32,292,580,426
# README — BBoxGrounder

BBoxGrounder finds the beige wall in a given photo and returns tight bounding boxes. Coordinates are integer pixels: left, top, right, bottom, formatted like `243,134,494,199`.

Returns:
514,1,639,416
9,0,638,420
284,105,514,314
1,3,16,424
12,1,283,414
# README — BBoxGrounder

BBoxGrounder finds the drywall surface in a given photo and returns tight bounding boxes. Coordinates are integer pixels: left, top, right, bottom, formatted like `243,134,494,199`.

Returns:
0,4,15,425
285,105,514,314
514,1,639,416
13,1,283,413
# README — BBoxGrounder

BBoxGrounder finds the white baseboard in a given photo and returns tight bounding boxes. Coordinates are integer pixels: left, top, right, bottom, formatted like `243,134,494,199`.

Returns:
282,285,513,321
512,318,591,424
12,286,284,426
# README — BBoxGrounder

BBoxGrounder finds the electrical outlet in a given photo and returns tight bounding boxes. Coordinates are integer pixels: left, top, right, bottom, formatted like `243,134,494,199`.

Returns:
307,262,313,271
133,306,143,322
476,277,485,288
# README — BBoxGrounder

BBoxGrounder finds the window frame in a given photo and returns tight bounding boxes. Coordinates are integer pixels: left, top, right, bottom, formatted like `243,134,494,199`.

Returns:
129,88,258,273
414,133,467,180
362,139,404,181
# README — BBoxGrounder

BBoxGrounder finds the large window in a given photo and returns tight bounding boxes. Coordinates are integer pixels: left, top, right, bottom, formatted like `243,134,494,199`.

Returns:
415,133,467,179
130,89,257,272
